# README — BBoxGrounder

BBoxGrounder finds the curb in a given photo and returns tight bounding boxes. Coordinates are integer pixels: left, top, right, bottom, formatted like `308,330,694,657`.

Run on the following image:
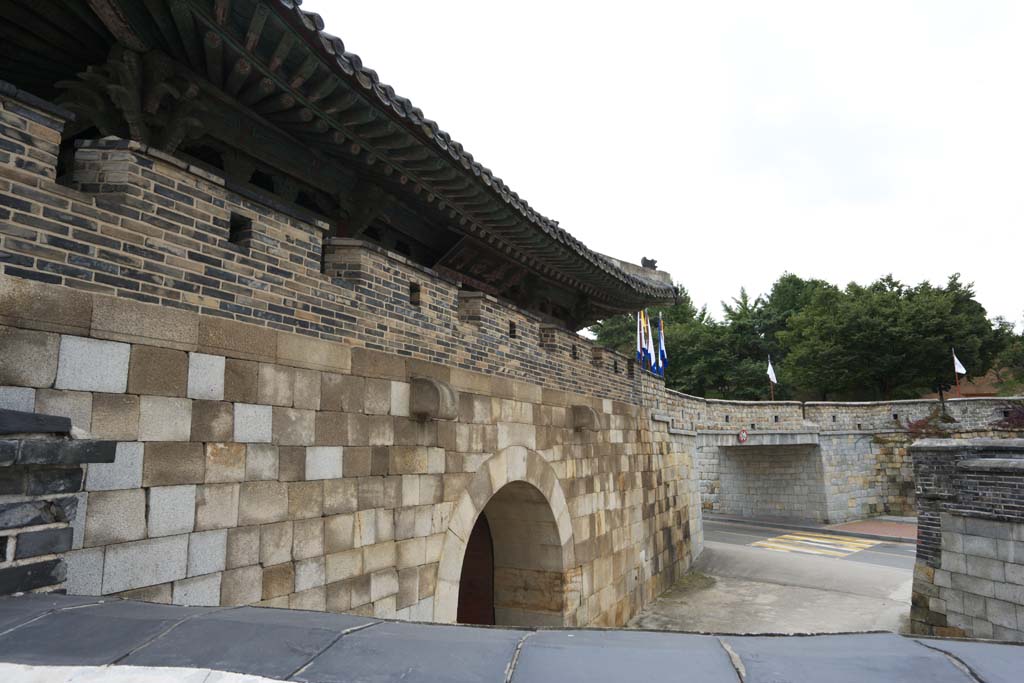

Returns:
704,514,917,545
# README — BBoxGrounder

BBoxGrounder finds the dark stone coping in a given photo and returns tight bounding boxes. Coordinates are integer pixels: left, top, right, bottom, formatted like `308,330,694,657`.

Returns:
911,438,1024,452
0,80,74,123
957,458,1024,473
0,410,71,436
0,439,116,467
0,595,1021,682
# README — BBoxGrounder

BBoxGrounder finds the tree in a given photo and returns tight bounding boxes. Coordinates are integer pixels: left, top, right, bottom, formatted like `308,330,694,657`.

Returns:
781,274,1004,400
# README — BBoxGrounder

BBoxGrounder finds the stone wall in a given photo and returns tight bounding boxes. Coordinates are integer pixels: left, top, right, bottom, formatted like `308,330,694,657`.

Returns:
717,445,827,521
653,387,1021,523
910,439,1024,641
0,409,115,595
0,85,699,627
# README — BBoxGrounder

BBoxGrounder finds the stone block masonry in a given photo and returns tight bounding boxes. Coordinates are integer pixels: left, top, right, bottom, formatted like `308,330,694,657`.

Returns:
910,439,1024,641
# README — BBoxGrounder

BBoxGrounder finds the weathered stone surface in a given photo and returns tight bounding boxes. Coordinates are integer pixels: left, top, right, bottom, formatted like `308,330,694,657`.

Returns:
306,446,344,480
262,562,295,599
101,534,188,594
258,364,294,407
237,481,288,525
65,547,104,595
364,379,392,415
352,348,405,380
234,403,272,443
245,443,279,481
272,407,315,446
314,411,349,446
54,336,130,393
0,274,91,335
84,488,145,547
410,377,458,421
86,441,143,490
188,353,225,400
90,393,139,440
288,480,324,520
0,326,59,388
34,389,92,434
221,565,262,605
92,295,197,351
224,359,258,403
321,374,363,413
187,528,227,577
205,442,246,483
138,397,192,442
143,442,204,487
293,517,324,560
226,525,259,569
194,483,240,531
324,479,358,515
293,369,321,411
173,572,221,606
147,485,197,537
128,345,188,397
278,446,306,481
0,386,35,412
198,316,275,362
277,333,350,373
260,521,294,566
190,401,233,442
295,556,326,592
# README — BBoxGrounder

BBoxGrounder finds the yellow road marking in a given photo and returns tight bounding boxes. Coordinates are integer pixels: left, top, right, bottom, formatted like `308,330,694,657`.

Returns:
750,531,881,558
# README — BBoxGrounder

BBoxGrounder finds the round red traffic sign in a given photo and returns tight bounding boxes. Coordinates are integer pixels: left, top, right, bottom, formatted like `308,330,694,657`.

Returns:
737,429,749,443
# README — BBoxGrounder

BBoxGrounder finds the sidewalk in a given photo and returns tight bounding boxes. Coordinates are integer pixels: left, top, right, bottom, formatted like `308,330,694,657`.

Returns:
828,516,917,542
705,512,917,543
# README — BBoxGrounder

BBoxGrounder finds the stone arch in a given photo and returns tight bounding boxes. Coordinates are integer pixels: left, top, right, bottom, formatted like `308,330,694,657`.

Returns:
434,446,578,625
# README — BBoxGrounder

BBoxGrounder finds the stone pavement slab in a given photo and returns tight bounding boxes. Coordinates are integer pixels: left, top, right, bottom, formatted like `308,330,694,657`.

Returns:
292,621,523,683
510,629,735,682
0,599,211,666
724,633,970,683
0,593,103,633
122,607,375,680
916,638,1024,683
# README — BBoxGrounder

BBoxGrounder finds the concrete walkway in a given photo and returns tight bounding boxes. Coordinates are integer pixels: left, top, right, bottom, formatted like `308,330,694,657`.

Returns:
1,594,1022,682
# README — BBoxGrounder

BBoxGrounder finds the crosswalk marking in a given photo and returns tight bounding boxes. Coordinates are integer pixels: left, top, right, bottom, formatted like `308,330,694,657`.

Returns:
750,532,881,558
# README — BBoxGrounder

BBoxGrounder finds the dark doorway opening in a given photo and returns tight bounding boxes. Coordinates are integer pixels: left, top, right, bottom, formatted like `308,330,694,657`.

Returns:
457,513,495,625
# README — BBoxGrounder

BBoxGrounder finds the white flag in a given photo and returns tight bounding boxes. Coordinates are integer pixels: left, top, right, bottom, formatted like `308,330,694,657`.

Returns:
767,356,777,384
952,348,967,375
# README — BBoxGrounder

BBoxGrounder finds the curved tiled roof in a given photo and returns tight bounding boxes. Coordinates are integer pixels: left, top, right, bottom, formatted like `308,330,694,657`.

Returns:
272,0,677,303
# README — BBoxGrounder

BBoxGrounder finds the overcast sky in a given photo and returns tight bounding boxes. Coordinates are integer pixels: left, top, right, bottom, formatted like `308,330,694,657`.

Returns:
305,1,1023,329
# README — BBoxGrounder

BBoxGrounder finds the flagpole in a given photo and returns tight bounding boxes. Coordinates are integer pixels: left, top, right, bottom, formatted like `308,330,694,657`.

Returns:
769,378,774,401
954,369,961,398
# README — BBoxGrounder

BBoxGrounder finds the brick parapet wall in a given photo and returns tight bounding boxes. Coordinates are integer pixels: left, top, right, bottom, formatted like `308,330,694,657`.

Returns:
909,439,1024,640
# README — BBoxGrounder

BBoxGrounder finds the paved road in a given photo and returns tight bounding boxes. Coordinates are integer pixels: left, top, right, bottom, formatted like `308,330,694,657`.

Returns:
704,518,918,571
1,594,1023,682
631,517,917,634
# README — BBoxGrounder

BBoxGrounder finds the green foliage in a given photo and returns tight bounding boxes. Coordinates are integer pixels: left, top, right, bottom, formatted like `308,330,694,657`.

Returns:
592,272,1013,401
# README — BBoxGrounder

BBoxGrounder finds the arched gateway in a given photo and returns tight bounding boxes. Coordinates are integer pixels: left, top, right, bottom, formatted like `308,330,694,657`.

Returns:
434,447,579,626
